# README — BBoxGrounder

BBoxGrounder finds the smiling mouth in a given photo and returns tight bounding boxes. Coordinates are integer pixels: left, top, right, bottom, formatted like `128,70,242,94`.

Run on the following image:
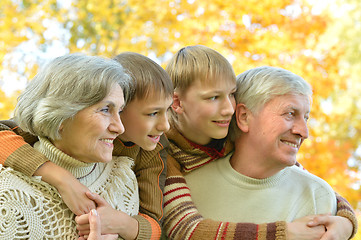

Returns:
281,140,298,148
213,120,231,126
148,135,161,142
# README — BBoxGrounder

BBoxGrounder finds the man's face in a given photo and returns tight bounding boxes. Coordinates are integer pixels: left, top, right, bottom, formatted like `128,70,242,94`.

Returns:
247,94,310,172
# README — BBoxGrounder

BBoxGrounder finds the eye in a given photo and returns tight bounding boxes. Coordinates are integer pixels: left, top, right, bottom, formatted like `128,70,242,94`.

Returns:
100,106,110,113
284,111,295,119
148,112,158,117
208,96,218,101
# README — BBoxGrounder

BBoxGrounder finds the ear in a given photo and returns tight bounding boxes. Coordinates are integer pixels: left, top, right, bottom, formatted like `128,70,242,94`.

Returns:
235,103,250,133
172,91,184,114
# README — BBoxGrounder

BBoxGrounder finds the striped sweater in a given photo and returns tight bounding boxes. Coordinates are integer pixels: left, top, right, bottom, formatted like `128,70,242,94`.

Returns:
0,120,168,240
163,126,358,240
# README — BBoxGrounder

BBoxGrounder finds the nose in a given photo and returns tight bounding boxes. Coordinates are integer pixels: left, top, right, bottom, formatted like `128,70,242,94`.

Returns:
292,118,309,140
156,112,170,132
221,95,236,116
109,113,125,135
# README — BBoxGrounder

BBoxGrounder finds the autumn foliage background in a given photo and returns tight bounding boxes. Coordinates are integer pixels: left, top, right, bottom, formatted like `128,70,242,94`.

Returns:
1,0,361,237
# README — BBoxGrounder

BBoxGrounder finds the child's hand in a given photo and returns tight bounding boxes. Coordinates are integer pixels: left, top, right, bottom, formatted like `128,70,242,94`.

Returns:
76,192,139,240
78,209,118,240
57,176,97,215
35,161,96,215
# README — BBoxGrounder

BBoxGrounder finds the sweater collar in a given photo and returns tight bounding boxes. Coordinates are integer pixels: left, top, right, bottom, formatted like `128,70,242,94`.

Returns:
34,137,97,179
166,125,234,173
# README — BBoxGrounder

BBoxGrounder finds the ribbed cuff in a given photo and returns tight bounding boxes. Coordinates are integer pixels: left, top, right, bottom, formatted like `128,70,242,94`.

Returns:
133,215,153,240
7,144,48,176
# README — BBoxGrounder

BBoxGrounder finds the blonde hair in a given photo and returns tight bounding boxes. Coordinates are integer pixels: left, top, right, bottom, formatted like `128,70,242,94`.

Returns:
15,53,131,140
165,45,236,94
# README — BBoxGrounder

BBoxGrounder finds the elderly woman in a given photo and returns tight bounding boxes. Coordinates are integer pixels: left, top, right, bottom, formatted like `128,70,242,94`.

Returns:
0,54,138,239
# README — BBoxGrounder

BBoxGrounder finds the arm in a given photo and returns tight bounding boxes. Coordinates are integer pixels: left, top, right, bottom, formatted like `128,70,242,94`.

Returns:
131,135,169,239
0,120,96,215
0,121,46,175
134,139,167,222
163,155,288,240
295,162,358,238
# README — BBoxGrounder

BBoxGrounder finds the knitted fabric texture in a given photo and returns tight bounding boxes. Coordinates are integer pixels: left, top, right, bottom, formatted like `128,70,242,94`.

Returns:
0,120,168,239
163,125,358,240
164,127,286,240
0,137,139,239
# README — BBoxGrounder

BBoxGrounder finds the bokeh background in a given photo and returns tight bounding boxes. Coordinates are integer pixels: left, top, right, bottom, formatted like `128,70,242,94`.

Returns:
1,0,361,237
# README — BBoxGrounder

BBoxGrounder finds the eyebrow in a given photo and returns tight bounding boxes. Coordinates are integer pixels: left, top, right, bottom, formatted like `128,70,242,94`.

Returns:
104,101,124,110
285,105,310,114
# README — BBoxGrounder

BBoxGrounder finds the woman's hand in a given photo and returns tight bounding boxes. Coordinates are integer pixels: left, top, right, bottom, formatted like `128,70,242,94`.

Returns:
78,209,118,240
307,215,353,240
287,215,326,240
36,161,96,215
76,192,139,240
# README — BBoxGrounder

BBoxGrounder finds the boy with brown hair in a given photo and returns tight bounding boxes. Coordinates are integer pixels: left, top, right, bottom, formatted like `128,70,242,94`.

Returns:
0,52,173,239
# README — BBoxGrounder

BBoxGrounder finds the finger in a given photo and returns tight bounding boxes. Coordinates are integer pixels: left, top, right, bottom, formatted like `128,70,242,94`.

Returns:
85,192,107,207
77,224,91,232
87,209,100,239
75,214,90,225
319,231,330,240
307,213,332,227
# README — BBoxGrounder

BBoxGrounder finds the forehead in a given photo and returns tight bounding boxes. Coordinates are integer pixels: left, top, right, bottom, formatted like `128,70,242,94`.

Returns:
265,94,311,112
190,76,236,91
128,91,173,108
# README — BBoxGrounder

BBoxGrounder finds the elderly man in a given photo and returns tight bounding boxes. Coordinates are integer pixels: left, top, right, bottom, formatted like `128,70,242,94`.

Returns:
185,66,336,225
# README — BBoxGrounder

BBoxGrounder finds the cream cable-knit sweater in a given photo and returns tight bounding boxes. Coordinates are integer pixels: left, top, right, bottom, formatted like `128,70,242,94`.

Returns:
0,137,139,239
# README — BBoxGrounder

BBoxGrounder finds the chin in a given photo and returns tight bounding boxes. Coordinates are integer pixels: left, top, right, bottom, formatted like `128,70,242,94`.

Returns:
142,145,157,151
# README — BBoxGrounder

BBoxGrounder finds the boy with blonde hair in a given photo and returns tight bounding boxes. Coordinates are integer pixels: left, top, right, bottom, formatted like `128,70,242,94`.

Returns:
163,45,357,240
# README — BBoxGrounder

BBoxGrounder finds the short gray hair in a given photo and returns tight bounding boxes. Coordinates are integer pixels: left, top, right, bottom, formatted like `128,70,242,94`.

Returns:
230,66,312,139
15,53,131,140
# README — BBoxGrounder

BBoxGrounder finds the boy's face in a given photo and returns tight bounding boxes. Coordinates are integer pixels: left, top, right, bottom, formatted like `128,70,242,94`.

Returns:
119,93,173,151
174,78,236,145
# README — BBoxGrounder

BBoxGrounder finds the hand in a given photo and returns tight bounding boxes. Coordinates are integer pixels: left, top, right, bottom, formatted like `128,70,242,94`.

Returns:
76,192,139,240
36,161,96,215
78,209,118,240
287,215,326,240
307,215,353,240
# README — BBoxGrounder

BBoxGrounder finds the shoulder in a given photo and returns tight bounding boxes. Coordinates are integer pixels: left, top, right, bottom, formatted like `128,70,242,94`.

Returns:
288,166,335,193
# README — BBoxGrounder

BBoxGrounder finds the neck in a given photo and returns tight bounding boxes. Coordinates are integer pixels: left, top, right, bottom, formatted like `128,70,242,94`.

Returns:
230,138,283,179
174,120,211,146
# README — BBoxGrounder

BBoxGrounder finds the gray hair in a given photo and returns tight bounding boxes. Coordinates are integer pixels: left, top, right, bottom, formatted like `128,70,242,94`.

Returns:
15,53,131,140
230,66,312,139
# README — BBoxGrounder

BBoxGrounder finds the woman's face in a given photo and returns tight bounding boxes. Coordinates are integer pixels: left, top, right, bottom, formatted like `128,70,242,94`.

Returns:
53,84,125,163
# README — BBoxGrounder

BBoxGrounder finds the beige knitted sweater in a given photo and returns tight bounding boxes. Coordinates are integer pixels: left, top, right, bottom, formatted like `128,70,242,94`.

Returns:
0,137,139,239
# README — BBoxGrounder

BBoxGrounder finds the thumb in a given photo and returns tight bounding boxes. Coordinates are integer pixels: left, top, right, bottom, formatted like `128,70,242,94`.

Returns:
85,191,107,207
88,209,101,240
